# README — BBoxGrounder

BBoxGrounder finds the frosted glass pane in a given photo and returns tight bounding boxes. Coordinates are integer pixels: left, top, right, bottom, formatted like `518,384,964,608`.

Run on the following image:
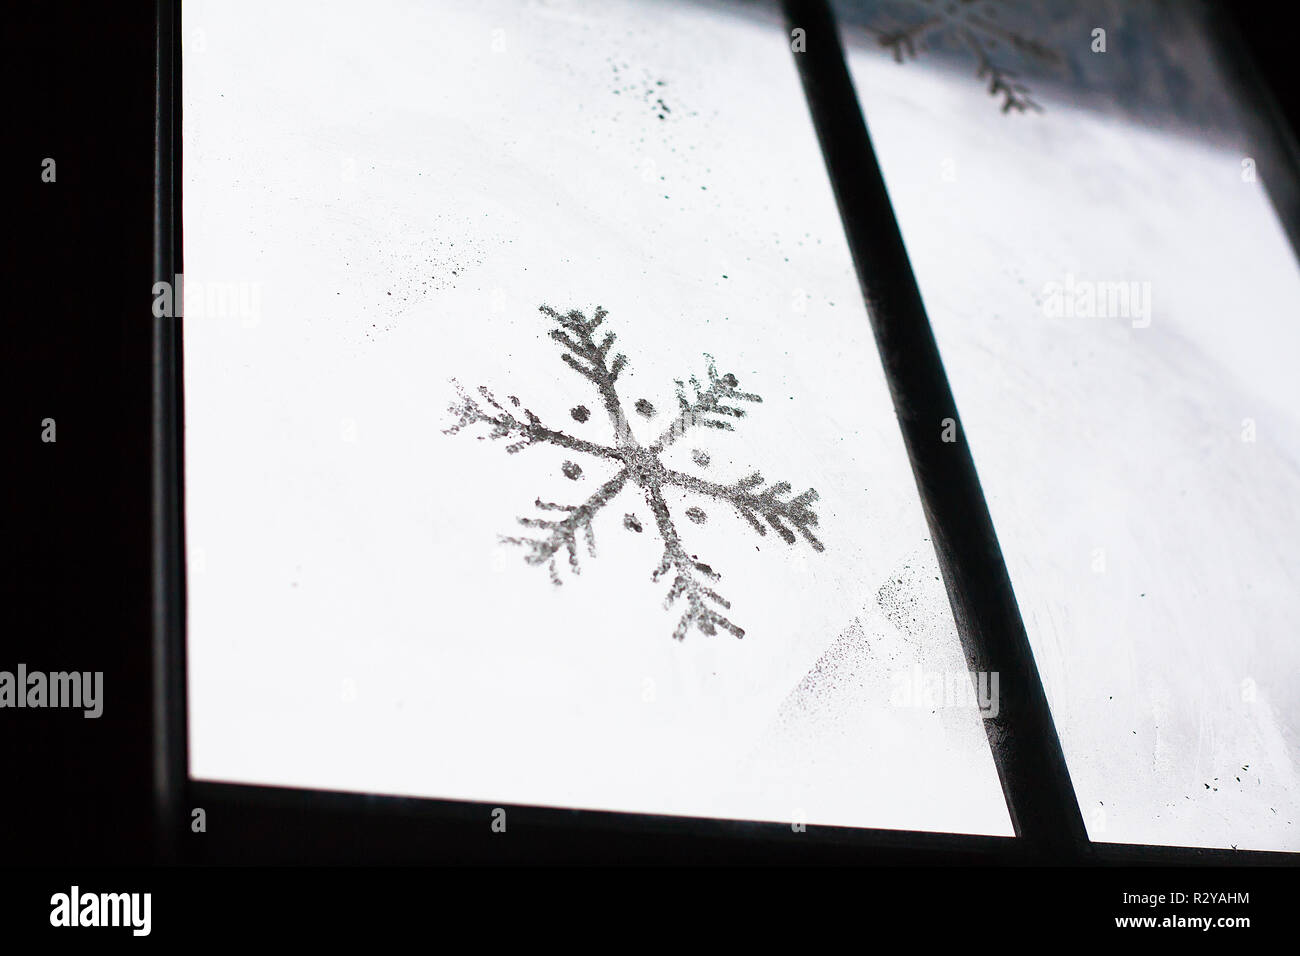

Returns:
837,0,1300,849
181,0,1011,835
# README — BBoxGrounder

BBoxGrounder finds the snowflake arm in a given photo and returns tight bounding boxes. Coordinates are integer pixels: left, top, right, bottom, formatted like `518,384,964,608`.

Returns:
870,16,943,63
651,354,762,453
962,14,1062,68
866,0,1058,114
444,382,620,459
646,485,744,640
500,469,630,585
660,467,824,552
539,304,633,442
963,29,1041,113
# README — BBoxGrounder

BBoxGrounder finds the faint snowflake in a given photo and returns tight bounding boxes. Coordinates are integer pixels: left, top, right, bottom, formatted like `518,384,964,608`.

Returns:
867,0,1061,113
445,304,825,641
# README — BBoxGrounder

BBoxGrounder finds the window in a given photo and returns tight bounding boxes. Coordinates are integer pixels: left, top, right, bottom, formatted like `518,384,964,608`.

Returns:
163,0,1300,859
835,0,1300,852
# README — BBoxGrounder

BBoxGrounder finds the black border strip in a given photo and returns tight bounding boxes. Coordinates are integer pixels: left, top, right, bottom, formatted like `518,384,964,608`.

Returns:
153,0,188,862
780,0,1088,859
1210,2,1300,264
186,781,1297,866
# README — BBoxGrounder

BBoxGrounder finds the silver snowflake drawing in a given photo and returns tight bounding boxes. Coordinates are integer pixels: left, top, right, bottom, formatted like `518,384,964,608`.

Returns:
866,0,1061,113
445,304,825,641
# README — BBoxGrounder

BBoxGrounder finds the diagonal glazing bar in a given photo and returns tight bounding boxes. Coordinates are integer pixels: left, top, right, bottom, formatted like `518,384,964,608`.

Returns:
781,0,1088,857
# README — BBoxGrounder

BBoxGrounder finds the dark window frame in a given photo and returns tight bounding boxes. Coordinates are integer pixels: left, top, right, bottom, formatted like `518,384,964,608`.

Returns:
151,0,1300,865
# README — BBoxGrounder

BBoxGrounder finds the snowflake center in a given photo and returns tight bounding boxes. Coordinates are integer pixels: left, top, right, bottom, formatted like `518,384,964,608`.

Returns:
620,445,667,490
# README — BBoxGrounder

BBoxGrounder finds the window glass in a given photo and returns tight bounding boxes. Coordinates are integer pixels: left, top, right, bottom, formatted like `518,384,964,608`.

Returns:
837,0,1300,849
182,0,1010,834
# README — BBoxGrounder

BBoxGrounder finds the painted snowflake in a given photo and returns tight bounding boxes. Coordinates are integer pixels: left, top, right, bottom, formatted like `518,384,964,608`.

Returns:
866,0,1061,113
445,304,825,641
